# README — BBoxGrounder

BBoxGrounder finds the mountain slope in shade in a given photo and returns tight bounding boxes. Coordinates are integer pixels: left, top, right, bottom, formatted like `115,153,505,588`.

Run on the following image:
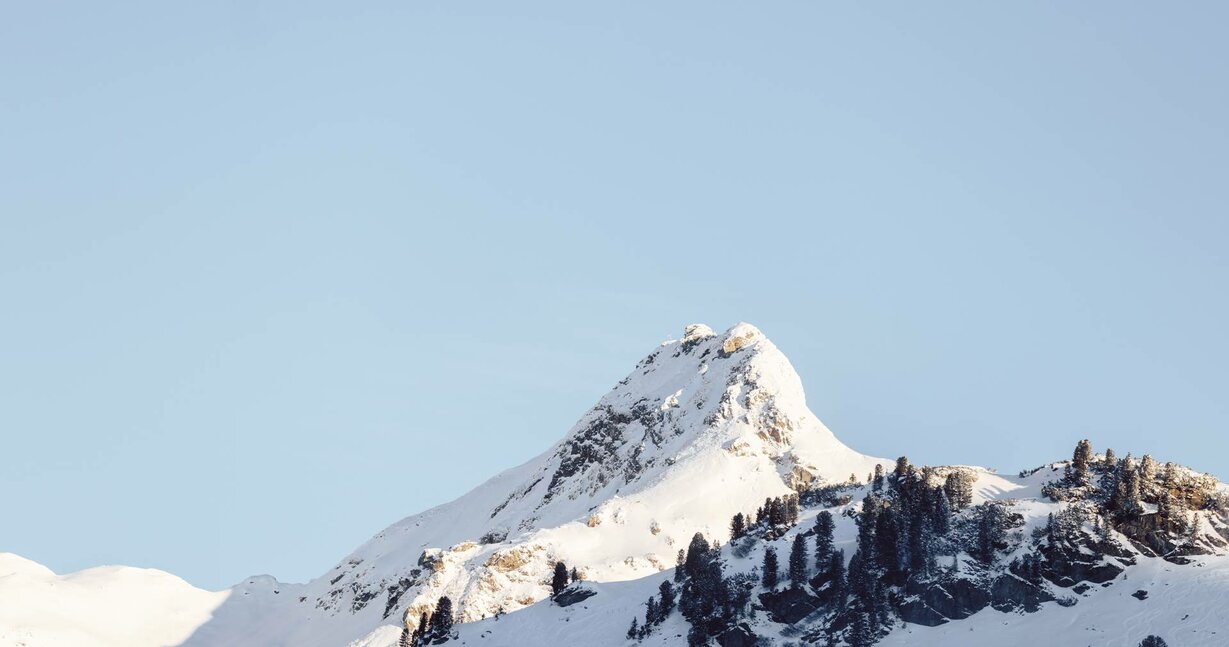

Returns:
0,553,226,647
177,322,889,647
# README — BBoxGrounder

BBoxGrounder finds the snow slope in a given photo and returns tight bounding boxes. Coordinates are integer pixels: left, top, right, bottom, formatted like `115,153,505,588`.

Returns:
0,553,226,647
174,322,889,647
355,466,1229,647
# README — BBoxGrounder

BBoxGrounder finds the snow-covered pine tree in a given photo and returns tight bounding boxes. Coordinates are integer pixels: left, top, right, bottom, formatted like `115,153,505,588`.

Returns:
944,471,973,510
1140,454,1158,496
1072,439,1093,483
1113,455,1143,517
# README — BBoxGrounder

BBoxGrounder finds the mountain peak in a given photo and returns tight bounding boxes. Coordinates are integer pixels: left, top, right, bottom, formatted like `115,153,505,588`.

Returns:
168,323,888,646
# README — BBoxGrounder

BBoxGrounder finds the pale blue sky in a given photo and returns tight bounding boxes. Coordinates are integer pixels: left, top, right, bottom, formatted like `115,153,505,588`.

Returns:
2,2,1226,590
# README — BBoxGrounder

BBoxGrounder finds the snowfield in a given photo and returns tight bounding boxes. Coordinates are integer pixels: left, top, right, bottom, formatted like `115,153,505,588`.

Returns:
0,553,227,647
2,322,1226,647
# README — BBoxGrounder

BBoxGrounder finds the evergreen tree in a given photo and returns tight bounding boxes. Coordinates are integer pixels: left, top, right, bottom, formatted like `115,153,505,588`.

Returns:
931,486,952,536
873,464,885,492
1072,439,1093,483
1162,461,1179,486
1113,455,1143,517
976,504,1006,564
626,617,639,640
761,546,779,589
814,510,835,569
768,497,787,526
788,534,809,587
846,550,874,607
785,495,800,526
428,596,453,641
874,505,903,573
675,548,686,581
684,533,711,579
894,455,910,478
678,542,726,627
1140,637,1169,647
729,512,746,539
848,610,875,647
1104,447,1117,468
658,580,676,616
1140,454,1158,496
1099,456,1120,498
551,561,570,598
828,549,847,605
399,626,412,647
570,566,580,583
944,471,973,509
644,596,659,625
412,611,429,646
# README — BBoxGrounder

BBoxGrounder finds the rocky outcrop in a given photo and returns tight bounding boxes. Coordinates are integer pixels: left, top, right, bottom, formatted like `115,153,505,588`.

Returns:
758,587,821,624
552,585,597,607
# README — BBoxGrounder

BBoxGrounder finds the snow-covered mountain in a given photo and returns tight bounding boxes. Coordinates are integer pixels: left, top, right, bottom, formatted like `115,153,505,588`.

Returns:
185,322,890,647
4,322,1228,647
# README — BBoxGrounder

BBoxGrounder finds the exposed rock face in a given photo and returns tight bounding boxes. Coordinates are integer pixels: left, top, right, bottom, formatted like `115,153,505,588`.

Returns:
1038,539,1126,587
716,623,759,647
759,588,822,624
722,324,761,356
682,323,716,345
900,577,990,625
552,585,597,607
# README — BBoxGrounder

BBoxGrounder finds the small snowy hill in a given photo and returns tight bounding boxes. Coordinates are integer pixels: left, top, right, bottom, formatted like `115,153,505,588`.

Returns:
3,322,1228,647
0,553,226,647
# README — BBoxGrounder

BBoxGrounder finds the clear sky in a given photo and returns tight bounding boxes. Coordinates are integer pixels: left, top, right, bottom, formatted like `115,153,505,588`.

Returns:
2,2,1227,591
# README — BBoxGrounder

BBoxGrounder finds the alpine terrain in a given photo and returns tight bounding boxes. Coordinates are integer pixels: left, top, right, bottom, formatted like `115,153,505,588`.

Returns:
4,323,1228,647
